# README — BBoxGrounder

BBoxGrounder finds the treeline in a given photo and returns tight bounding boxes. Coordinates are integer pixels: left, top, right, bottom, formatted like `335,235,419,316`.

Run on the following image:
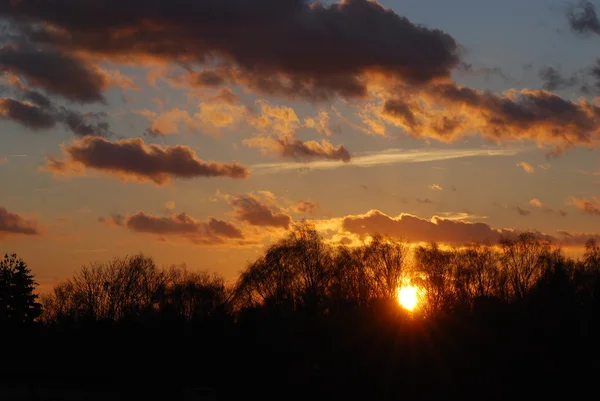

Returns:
36,222,600,324
4,222,600,400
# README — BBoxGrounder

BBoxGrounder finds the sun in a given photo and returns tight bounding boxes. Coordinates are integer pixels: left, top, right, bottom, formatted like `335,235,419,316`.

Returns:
397,285,419,311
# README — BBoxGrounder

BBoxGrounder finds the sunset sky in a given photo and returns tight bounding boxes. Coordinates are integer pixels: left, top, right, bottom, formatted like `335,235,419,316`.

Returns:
2,0,600,291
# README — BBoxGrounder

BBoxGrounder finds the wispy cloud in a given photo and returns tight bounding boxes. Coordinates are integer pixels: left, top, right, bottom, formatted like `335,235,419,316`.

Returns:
251,147,524,175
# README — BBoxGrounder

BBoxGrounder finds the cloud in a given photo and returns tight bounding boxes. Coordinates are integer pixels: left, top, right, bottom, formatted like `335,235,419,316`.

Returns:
331,209,591,246
243,99,351,162
555,230,600,245
517,161,535,173
44,136,249,184
529,199,544,208
570,197,600,215
381,84,600,147
416,198,433,204
165,201,176,211
213,88,240,105
340,210,520,244
429,184,443,191
295,200,319,215
537,62,600,95
227,193,292,229
567,0,600,36
517,206,531,216
245,135,351,162
138,108,198,136
250,147,521,175
538,66,579,91
529,198,561,214
3,0,460,100
0,95,111,137
139,97,247,136
304,111,334,137
457,62,511,82
0,97,56,129
97,213,125,226
0,206,39,237
0,46,106,103
103,211,244,245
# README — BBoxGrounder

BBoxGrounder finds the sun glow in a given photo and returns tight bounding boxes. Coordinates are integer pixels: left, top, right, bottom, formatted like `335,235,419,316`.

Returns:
397,285,420,311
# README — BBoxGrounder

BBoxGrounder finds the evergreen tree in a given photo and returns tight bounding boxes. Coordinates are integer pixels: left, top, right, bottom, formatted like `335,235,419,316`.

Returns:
0,253,42,324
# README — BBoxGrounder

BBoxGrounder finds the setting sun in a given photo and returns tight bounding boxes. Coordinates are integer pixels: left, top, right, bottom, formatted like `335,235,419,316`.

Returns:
397,286,420,311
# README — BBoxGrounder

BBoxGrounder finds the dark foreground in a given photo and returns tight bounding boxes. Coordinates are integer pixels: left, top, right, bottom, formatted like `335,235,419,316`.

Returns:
3,305,600,401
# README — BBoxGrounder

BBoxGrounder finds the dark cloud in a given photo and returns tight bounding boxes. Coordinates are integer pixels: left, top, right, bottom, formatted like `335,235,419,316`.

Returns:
45,136,250,184
0,94,110,136
416,198,433,204
0,97,56,129
581,58,600,94
228,194,291,229
60,109,111,137
0,46,106,103
567,0,600,36
517,206,531,216
207,217,244,239
0,206,39,237
104,211,245,245
537,61,600,95
2,0,460,100
538,66,579,91
23,90,52,108
382,98,418,129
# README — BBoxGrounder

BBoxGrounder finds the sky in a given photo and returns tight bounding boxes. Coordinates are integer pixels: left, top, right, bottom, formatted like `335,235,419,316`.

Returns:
2,0,600,292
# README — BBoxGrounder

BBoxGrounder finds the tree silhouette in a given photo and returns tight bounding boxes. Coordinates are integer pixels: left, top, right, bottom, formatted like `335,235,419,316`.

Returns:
0,253,42,324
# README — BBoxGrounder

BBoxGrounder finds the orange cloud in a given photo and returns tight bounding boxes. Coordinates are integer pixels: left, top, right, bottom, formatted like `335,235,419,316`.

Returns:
529,198,544,208
44,136,249,184
517,162,535,173
304,111,333,137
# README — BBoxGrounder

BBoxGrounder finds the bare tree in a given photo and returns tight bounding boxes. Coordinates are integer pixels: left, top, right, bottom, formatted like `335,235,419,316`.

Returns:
363,234,408,301
500,233,551,300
